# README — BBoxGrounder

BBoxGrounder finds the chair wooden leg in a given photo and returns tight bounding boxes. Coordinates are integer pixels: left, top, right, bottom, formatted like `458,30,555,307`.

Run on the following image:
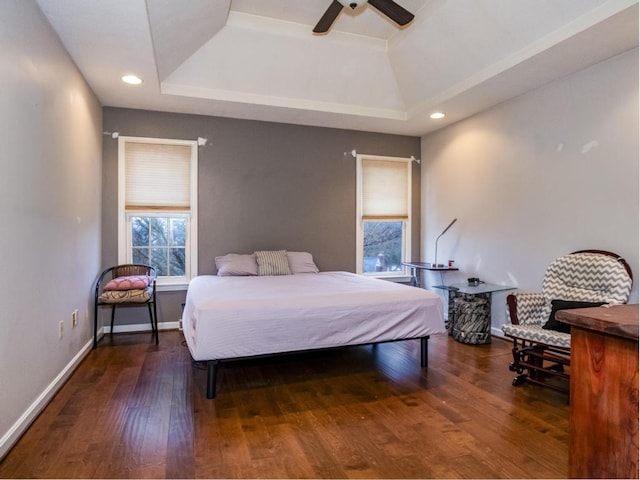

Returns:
530,345,545,380
510,340,534,385
509,342,524,374
512,374,527,386
507,337,570,395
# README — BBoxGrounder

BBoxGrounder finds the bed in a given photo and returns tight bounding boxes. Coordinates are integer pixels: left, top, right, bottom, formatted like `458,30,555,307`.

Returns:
182,253,445,398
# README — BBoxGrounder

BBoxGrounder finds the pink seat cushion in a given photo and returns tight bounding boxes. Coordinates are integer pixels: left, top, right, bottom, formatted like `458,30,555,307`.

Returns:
103,275,153,291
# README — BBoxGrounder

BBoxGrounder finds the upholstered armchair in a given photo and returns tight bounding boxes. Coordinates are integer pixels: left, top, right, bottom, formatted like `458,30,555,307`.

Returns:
501,250,633,394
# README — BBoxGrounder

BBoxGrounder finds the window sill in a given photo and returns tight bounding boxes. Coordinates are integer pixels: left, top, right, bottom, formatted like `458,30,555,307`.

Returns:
156,283,189,292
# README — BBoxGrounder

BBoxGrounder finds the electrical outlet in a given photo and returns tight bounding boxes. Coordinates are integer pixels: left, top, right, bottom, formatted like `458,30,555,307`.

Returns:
72,309,78,328
58,320,64,339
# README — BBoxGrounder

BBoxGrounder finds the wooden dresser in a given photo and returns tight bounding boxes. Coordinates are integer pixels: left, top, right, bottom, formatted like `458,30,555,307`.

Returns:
557,304,639,479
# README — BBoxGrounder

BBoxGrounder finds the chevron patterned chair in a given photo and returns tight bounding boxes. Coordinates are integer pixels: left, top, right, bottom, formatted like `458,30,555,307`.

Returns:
501,250,633,395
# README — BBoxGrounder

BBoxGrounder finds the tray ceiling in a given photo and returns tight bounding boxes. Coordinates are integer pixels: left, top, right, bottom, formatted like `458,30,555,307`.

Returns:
35,0,638,136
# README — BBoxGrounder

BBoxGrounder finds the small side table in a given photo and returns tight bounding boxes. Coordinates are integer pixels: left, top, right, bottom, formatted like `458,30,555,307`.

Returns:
402,261,458,288
433,283,516,344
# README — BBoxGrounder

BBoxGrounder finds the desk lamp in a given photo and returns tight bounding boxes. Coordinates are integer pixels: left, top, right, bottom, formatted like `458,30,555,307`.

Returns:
433,218,457,268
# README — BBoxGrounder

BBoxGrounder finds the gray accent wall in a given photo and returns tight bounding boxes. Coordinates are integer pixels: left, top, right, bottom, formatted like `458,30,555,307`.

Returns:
102,108,421,326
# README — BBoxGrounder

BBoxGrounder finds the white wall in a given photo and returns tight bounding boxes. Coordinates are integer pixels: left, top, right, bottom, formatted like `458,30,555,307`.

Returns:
0,0,102,458
421,49,639,334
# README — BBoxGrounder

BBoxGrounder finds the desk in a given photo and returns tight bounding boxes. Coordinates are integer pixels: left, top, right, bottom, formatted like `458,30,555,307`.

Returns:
402,261,458,288
557,304,639,479
433,283,515,344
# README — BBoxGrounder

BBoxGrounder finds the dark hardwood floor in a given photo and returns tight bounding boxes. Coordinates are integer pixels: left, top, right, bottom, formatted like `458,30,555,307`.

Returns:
0,330,569,478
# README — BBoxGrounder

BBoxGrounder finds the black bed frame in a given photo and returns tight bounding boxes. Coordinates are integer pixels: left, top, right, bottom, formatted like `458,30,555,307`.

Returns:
202,335,431,399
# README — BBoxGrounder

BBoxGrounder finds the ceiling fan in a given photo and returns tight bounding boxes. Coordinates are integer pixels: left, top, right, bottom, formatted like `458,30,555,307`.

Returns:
313,0,414,34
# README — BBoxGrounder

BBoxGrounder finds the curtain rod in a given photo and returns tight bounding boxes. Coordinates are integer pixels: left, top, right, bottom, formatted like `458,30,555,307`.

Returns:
345,150,421,164
102,131,208,146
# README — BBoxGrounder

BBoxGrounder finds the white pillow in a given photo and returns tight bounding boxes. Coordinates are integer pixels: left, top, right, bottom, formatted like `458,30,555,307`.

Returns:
287,251,319,274
215,253,258,276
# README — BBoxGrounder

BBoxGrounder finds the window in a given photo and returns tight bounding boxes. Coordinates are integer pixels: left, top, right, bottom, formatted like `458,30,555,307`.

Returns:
118,137,198,289
128,214,187,276
356,154,411,277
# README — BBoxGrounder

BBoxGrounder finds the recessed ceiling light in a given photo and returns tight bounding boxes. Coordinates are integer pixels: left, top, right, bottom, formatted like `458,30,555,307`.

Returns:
430,112,445,119
121,74,143,85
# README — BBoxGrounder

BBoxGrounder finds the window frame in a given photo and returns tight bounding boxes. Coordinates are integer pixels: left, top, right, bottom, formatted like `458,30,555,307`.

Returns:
355,154,412,280
118,136,198,291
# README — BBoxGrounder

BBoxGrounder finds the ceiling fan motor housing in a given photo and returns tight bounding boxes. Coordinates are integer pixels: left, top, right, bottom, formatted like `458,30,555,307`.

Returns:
315,0,414,34
337,0,368,9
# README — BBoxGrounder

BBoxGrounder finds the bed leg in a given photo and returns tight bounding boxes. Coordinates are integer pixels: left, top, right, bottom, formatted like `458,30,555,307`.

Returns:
206,360,218,399
420,336,430,368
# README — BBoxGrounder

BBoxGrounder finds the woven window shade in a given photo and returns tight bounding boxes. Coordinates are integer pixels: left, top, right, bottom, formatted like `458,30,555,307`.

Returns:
362,159,409,220
125,142,191,210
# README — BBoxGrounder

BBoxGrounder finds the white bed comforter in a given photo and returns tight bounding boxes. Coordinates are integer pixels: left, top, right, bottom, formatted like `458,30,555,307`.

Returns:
182,271,445,361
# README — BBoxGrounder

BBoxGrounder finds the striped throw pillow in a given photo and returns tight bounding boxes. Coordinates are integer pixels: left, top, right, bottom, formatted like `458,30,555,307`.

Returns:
255,250,291,276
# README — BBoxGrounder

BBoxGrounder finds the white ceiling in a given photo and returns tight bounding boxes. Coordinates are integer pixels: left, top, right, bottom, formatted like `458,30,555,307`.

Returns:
35,0,639,136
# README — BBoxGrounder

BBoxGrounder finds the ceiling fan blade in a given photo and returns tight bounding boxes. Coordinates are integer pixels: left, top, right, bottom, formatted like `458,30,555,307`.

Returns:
368,0,414,26
313,0,344,33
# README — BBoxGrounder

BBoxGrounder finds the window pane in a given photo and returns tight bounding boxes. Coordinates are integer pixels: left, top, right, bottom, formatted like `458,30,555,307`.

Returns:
169,248,186,276
132,247,149,265
150,217,168,246
170,218,186,247
131,217,149,247
151,248,168,276
363,221,403,273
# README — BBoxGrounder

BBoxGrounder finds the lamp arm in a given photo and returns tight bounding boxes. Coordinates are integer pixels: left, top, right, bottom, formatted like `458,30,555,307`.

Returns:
433,218,457,266
439,218,457,238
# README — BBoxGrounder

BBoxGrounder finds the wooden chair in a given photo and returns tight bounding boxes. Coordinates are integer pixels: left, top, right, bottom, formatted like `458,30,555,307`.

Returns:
93,264,158,348
501,250,633,395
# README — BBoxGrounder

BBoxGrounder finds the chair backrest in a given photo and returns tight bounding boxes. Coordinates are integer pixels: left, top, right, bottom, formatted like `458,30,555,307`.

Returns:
111,264,156,280
542,251,633,306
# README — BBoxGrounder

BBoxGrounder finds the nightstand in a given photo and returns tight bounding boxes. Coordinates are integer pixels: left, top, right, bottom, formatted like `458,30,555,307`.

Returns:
433,283,516,344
